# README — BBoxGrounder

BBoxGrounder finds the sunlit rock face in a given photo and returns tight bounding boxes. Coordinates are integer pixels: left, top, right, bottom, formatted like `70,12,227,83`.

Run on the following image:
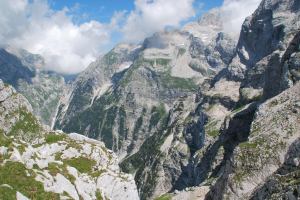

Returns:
0,48,65,126
0,81,139,200
0,0,296,199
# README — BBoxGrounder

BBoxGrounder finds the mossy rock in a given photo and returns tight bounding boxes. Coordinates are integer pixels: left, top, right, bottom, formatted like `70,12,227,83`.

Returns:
45,133,67,144
9,107,42,140
0,161,59,199
64,157,96,174
160,72,198,91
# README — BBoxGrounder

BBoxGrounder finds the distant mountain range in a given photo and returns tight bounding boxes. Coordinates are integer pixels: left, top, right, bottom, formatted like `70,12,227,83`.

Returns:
0,0,299,199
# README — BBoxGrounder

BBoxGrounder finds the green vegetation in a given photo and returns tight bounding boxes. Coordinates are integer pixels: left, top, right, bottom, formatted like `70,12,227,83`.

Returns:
118,106,128,143
238,138,265,155
120,114,170,199
45,134,66,144
120,57,171,86
205,120,220,138
160,72,198,91
40,97,60,125
91,169,107,178
0,186,16,200
232,104,247,113
142,58,171,67
269,99,279,107
234,132,285,184
47,163,61,176
177,48,186,57
54,152,63,160
133,116,143,140
96,190,103,200
149,104,167,131
132,108,147,140
100,106,118,150
103,51,119,66
9,107,41,138
47,162,76,183
17,145,26,154
207,129,220,137
127,108,147,153
0,130,11,147
18,74,64,126
62,90,121,150
239,141,260,149
155,58,171,66
154,194,172,200
0,161,59,199
64,157,96,174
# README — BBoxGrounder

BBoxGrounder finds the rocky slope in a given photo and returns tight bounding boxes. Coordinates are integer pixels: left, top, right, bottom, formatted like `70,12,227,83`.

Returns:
53,9,236,162
142,0,300,199
47,0,300,199
0,48,65,126
0,80,139,200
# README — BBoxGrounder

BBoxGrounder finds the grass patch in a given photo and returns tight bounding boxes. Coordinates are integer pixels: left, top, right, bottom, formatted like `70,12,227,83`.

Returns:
64,157,96,174
91,169,107,178
0,130,11,147
0,161,59,199
0,186,16,200
205,120,220,138
154,194,172,200
47,162,76,183
96,190,103,200
207,129,220,137
17,145,26,154
47,163,61,176
9,107,41,138
45,134,66,144
160,72,198,91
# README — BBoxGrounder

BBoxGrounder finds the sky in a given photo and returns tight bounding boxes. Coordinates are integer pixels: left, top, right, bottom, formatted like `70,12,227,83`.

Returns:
0,0,261,74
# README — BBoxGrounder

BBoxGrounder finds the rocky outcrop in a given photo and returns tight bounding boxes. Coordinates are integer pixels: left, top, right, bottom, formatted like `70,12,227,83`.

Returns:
51,11,237,199
53,9,236,161
0,49,35,87
221,0,300,104
50,0,300,199
220,82,300,200
0,48,65,126
0,79,35,134
119,0,300,199
171,0,300,199
0,81,139,200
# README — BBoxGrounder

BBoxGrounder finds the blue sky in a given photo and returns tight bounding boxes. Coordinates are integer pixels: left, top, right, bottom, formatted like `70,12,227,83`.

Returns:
48,0,224,48
0,0,261,74
49,0,223,24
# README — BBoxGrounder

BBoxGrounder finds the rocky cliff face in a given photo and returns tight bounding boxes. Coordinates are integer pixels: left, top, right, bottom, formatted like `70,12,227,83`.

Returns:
53,10,236,161
0,80,139,200
0,48,65,126
50,0,300,199
149,0,300,199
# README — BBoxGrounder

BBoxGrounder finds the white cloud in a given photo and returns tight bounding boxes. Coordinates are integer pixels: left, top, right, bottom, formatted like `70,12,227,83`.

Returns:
220,0,261,35
121,0,196,42
0,0,116,74
0,0,261,74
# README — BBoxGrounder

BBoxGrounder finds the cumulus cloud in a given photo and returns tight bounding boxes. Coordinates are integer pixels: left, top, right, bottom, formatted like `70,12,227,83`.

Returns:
0,0,261,74
121,0,196,42
0,0,116,74
220,0,261,35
